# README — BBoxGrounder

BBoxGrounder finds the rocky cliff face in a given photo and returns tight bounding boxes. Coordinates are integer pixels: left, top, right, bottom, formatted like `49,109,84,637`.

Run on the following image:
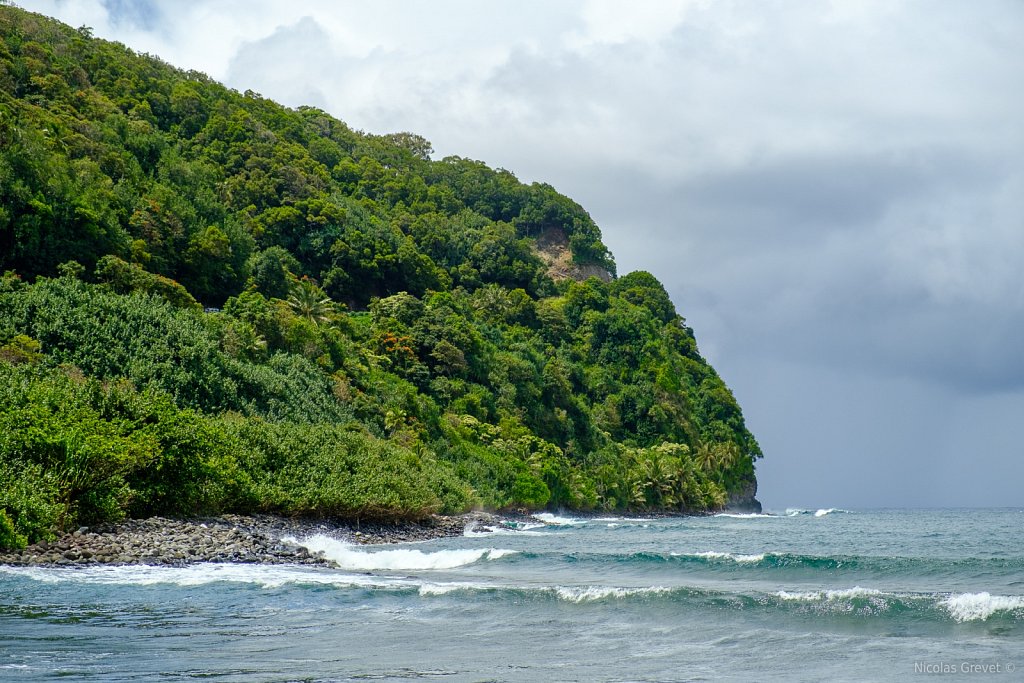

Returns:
534,228,613,283
726,479,762,513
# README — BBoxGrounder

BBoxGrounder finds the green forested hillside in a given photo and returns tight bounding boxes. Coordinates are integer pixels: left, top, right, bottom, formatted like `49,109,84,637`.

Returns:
0,6,760,549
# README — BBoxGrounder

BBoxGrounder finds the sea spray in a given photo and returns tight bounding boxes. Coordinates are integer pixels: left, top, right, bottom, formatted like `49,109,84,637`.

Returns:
4,509,1022,681
287,534,516,571
675,551,767,563
463,522,547,538
784,508,852,517
940,592,1024,622
0,562,402,589
533,513,587,526
714,512,778,519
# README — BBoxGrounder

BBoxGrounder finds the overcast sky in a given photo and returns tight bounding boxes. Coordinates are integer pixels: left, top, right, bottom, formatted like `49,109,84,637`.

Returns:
19,0,1024,509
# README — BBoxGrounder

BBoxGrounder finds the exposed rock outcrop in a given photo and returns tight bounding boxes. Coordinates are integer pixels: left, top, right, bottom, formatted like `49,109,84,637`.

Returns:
726,480,763,514
534,227,613,283
0,513,489,568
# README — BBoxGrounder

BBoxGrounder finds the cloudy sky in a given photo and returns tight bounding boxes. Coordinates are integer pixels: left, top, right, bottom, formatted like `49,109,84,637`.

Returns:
19,0,1024,509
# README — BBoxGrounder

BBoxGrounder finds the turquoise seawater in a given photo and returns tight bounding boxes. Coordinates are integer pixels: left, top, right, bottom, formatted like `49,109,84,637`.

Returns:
1,509,1022,682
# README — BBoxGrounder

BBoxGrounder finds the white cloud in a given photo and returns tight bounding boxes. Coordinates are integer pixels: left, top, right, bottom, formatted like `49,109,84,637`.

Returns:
13,0,1024,505
566,0,701,48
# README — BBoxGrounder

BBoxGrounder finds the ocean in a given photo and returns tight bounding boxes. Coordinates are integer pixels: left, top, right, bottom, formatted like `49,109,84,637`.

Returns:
1,508,1021,682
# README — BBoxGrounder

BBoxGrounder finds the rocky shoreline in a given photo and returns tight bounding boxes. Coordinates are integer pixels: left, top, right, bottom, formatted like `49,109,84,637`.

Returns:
0,512,502,568
0,510,739,569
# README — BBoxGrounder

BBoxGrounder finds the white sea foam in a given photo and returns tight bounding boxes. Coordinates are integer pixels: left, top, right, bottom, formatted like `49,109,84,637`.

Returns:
783,507,850,517
592,517,656,522
417,581,494,596
0,563,401,589
533,513,587,526
554,585,670,603
418,583,461,596
775,586,883,602
714,513,776,519
1,562,534,598
687,551,766,563
463,523,546,538
940,592,1024,622
462,522,487,537
289,534,516,571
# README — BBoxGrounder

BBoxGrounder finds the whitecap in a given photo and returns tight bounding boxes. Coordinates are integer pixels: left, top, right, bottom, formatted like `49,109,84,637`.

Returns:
288,534,516,571
553,585,670,603
775,586,883,602
690,551,766,563
533,513,586,526
418,583,462,596
592,517,656,522
418,581,494,596
776,589,821,601
783,507,850,517
462,522,488,537
714,513,776,519
940,592,1024,622
825,586,883,599
0,563,402,589
463,524,546,538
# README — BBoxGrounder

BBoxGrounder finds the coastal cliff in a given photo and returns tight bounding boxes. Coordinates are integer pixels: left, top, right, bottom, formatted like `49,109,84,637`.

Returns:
0,5,761,550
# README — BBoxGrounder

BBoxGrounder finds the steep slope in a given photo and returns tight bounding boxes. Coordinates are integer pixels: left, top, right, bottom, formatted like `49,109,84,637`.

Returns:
0,5,761,548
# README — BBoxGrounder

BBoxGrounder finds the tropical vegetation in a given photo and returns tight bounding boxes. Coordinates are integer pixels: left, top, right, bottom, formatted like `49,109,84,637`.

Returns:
0,5,760,549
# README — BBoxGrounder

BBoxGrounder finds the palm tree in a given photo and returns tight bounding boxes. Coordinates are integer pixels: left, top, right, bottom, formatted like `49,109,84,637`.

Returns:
287,278,334,325
703,482,727,510
472,284,511,319
643,453,676,507
694,443,717,474
694,442,740,474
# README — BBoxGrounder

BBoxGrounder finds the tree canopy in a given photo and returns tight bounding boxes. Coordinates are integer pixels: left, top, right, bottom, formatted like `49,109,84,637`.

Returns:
0,5,760,549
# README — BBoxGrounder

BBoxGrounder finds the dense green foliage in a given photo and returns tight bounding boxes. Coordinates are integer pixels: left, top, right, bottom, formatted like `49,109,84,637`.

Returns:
0,6,761,548
0,360,469,547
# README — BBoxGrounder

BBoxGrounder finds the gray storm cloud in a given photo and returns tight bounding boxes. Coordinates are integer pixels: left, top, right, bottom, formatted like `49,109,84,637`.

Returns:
18,0,1024,507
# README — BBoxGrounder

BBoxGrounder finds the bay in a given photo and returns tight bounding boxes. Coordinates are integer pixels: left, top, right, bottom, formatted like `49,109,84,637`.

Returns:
2,509,1022,681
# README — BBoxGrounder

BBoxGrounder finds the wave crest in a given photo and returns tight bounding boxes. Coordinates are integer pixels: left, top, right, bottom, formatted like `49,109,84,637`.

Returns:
287,534,516,571
675,551,766,563
553,585,671,603
776,586,884,602
784,508,851,517
533,513,587,526
941,592,1024,622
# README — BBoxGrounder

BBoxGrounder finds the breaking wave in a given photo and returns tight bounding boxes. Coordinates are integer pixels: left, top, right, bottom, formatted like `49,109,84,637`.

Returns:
940,592,1024,623
287,534,516,571
785,508,851,517
5,565,1020,623
674,551,766,563
532,513,587,526
463,522,547,538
